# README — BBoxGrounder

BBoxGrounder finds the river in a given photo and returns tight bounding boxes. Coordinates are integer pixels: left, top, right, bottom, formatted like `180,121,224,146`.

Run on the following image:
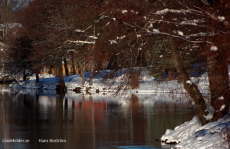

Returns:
0,85,194,149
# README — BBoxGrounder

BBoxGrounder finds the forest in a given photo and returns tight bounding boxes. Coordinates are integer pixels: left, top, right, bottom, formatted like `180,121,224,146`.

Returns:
0,0,230,125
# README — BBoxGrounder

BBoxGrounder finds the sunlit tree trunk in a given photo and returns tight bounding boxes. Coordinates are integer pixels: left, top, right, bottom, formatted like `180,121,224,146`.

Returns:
63,57,69,76
71,52,77,74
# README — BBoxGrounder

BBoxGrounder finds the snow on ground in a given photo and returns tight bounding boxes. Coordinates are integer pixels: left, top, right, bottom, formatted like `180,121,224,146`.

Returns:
9,69,210,95
8,68,230,149
161,114,230,149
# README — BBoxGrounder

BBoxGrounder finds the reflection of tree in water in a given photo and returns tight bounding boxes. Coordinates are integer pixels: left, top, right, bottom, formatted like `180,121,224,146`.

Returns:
0,86,195,148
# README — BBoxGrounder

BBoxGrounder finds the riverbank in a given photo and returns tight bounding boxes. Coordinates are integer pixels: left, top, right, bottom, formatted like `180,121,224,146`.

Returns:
8,69,210,95
161,113,230,148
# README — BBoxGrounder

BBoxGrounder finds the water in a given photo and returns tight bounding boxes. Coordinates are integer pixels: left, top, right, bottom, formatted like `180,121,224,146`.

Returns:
0,85,194,149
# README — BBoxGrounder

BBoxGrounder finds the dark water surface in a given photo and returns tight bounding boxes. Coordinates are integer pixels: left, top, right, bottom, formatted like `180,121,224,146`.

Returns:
0,85,194,149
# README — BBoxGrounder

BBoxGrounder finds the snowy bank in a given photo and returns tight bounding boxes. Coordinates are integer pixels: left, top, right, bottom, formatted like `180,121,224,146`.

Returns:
161,113,230,148
8,69,210,95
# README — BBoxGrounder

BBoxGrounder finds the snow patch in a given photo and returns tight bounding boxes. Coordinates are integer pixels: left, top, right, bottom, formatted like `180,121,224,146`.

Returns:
161,116,201,144
219,96,224,100
88,36,98,39
109,40,117,44
152,29,160,34
204,106,215,121
178,30,184,36
210,45,218,51
186,80,192,85
122,10,128,13
204,112,214,121
136,34,141,38
117,35,126,40
155,9,191,15
162,114,230,149
74,29,84,33
131,10,138,14
218,16,225,22
67,40,95,44
219,105,226,112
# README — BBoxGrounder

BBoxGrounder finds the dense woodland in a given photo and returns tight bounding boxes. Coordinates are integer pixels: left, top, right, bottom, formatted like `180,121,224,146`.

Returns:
0,0,230,125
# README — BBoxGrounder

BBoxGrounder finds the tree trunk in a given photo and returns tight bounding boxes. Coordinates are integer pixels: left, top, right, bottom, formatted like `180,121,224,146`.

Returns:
168,68,175,80
207,50,230,121
57,60,65,91
1,63,4,75
48,65,54,74
64,57,69,76
71,52,77,74
172,50,207,125
80,63,86,86
23,70,27,81
89,62,94,86
35,71,39,84
129,69,139,89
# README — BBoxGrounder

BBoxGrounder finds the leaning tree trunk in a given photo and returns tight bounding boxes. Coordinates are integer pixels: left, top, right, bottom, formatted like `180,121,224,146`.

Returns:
172,50,208,125
207,50,230,121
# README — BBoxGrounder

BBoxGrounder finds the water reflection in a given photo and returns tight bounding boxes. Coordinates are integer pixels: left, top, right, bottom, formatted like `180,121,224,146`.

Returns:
0,85,194,149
